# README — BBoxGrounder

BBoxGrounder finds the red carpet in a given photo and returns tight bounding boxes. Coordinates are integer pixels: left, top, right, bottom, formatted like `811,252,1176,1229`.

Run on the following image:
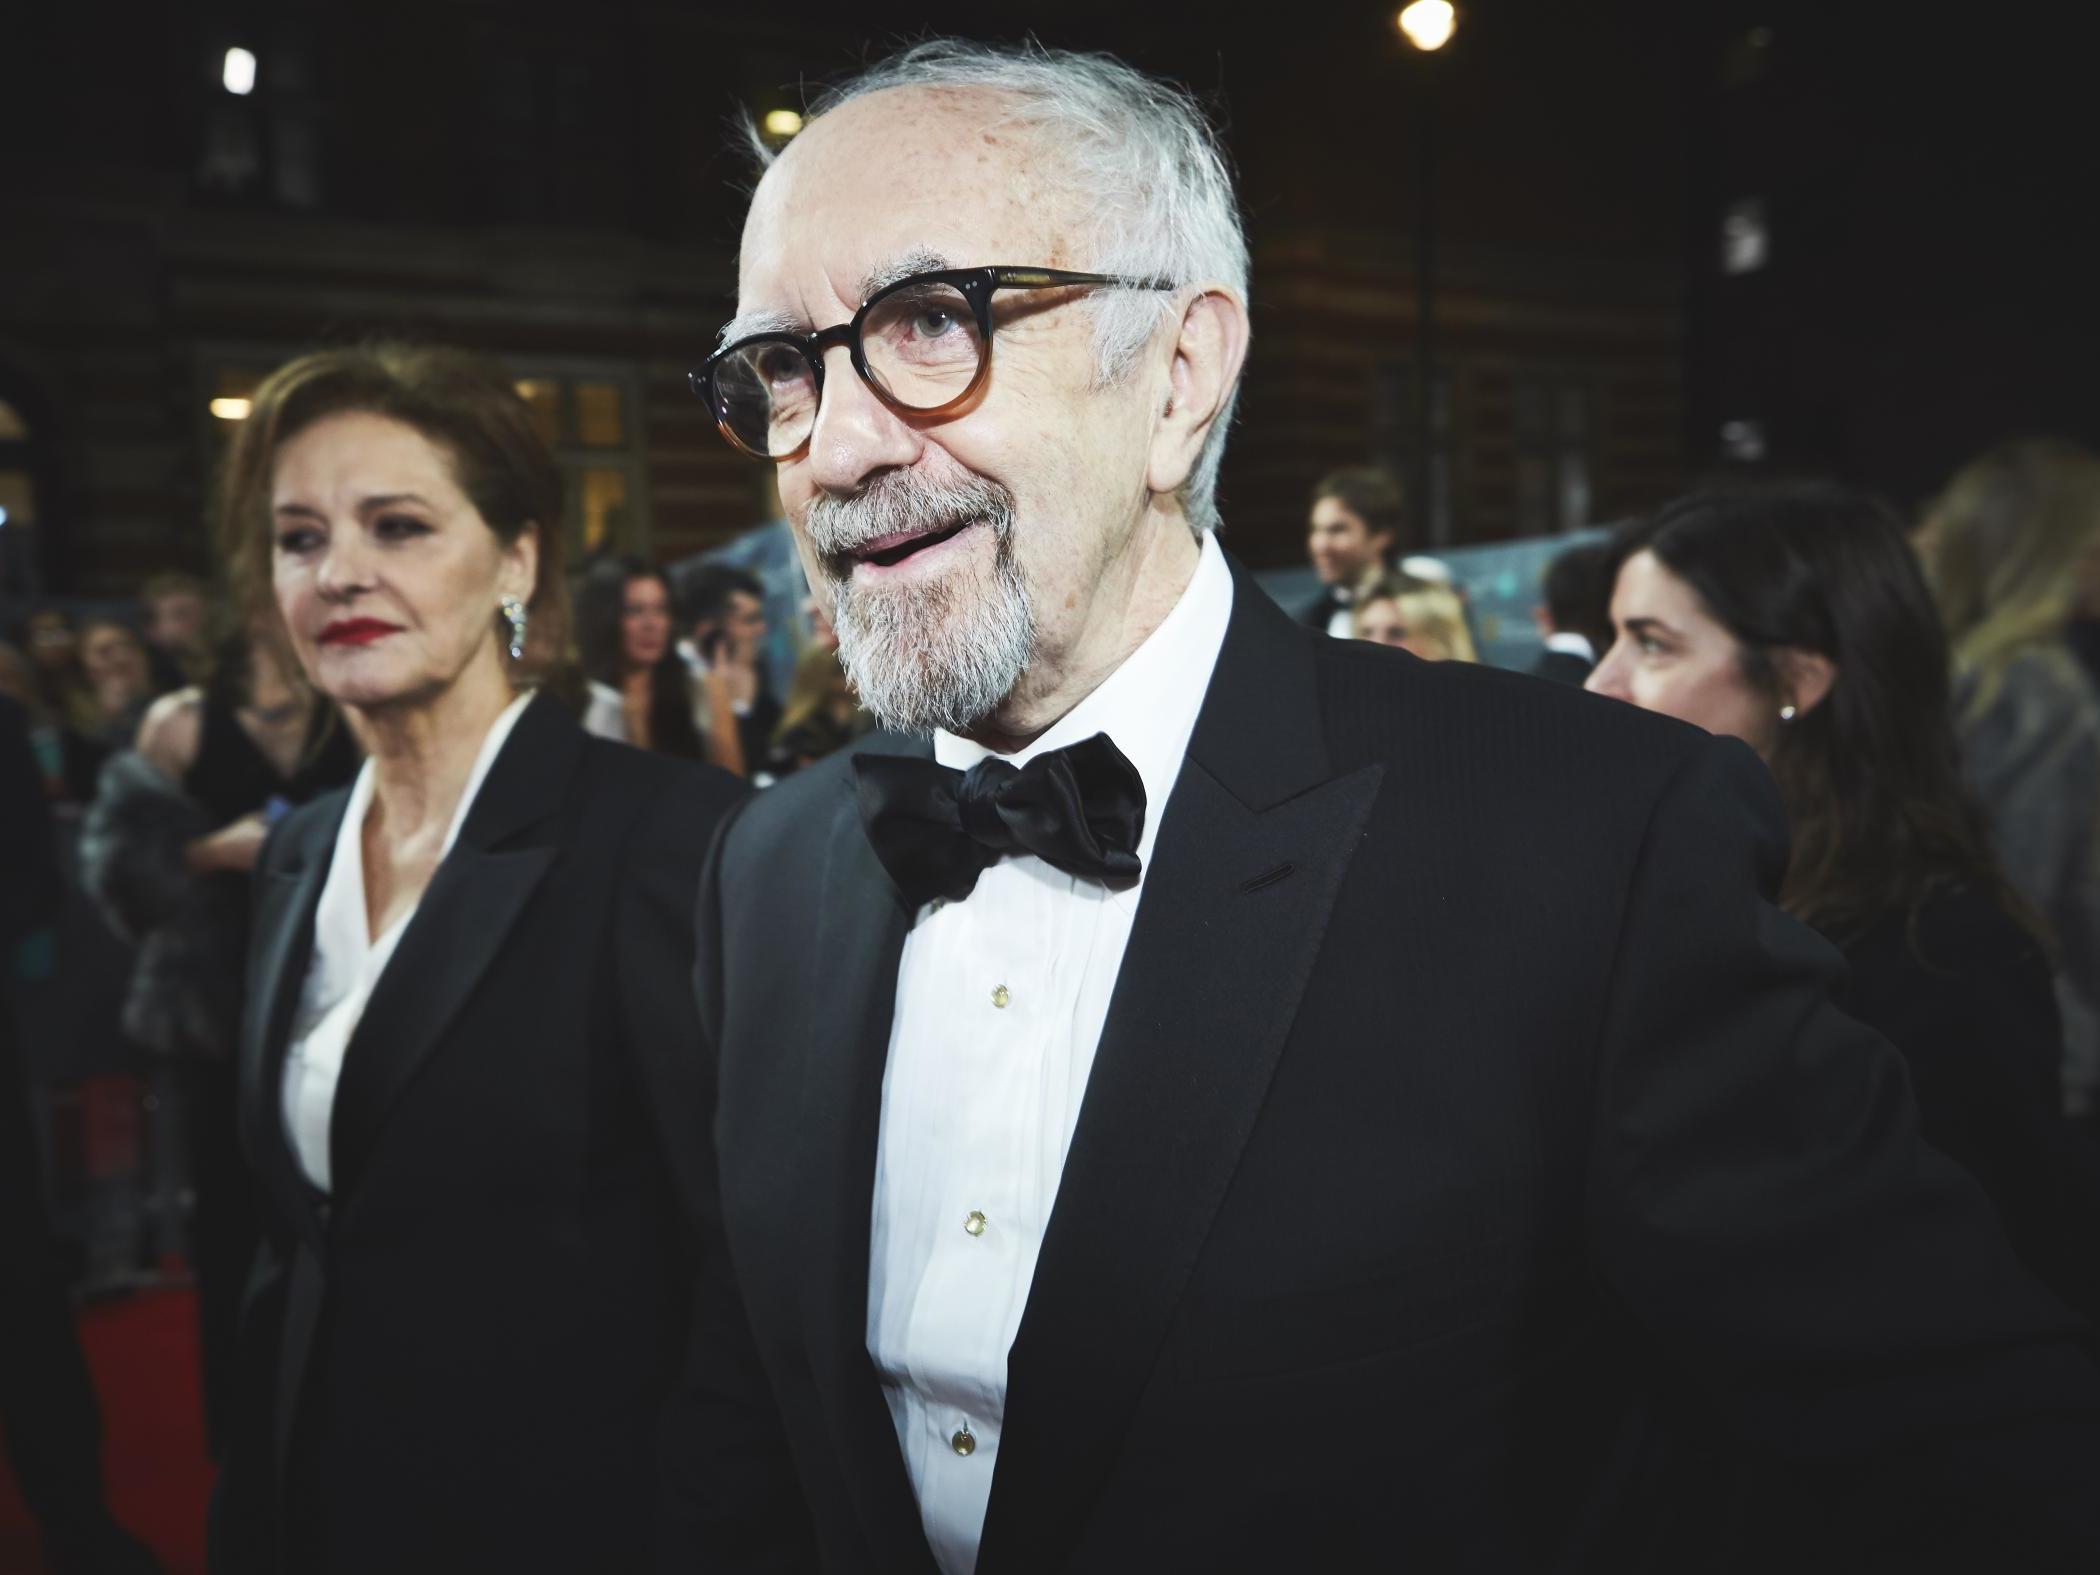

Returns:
0,1287,212,1574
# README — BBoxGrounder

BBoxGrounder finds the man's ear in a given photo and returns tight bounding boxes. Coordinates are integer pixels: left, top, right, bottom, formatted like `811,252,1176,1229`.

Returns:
1777,647,1838,718
1146,285,1251,500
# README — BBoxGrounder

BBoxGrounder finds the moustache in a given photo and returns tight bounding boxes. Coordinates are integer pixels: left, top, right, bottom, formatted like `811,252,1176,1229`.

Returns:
804,470,1017,574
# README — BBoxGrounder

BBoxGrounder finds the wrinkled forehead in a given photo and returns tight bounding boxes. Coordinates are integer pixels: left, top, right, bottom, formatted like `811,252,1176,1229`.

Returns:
735,86,1078,329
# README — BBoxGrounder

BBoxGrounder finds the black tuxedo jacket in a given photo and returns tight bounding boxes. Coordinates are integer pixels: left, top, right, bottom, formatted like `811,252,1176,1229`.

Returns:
1529,645,1595,686
1296,584,1343,632
682,558,2100,1573
215,695,744,1574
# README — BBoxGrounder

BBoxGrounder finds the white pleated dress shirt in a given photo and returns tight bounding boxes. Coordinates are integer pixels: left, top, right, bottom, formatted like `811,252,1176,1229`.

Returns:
279,692,531,1193
866,532,1234,1575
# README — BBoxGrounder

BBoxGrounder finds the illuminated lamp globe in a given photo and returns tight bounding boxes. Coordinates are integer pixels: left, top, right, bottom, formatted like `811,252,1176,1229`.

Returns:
1398,1,1458,52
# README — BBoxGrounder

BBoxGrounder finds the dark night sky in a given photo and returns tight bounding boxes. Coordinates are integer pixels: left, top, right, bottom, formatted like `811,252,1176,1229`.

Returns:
10,0,2099,513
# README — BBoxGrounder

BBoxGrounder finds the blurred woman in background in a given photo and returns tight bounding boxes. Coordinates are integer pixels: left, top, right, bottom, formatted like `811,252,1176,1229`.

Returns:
1352,572,1478,662
77,618,155,749
1587,481,2100,1322
575,555,743,773
766,641,864,778
0,639,106,805
21,607,95,738
1918,438,2100,1126
82,618,356,1457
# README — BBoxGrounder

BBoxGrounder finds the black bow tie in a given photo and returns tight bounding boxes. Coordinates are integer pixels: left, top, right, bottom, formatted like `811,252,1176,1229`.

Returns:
854,733,1146,909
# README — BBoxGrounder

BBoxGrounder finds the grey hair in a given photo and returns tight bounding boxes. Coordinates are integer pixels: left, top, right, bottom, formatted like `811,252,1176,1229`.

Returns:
743,39,1250,534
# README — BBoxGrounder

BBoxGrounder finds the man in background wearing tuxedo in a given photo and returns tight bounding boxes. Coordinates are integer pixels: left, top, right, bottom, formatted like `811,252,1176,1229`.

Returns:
1299,465,1402,636
676,40,2100,1574
1529,536,1615,685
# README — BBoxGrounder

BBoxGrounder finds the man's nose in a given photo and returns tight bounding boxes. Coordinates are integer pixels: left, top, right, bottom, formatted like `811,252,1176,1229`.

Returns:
802,347,922,497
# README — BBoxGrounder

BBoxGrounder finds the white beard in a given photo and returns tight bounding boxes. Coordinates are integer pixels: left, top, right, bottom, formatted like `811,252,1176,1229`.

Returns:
807,470,1035,735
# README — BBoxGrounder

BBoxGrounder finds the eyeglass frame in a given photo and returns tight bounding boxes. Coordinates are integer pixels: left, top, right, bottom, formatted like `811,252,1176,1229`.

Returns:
691,265,1177,461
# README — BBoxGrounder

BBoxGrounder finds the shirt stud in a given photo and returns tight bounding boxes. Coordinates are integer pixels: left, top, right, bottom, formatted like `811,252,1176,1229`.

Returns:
990,984,1011,1009
964,1210,988,1237
951,1421,977,1456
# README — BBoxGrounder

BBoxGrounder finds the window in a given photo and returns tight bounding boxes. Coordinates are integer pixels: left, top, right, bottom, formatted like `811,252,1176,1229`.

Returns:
1370,363,1456,545
0,397,41,595
1722,25,1776,88
1720,418,1767,463
508,368,647,557
1514,376,1592,535
1721,199,1769,275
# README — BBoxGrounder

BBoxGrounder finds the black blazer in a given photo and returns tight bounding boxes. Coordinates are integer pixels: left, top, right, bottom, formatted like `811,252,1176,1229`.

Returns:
1832,885,2100,1323
217,694,743,1574
681,555,2100,1573
1528,645,1595,686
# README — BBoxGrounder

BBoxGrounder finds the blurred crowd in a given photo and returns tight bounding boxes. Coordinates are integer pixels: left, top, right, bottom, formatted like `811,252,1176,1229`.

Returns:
1297,445,2100,1153
5,338,2100,1569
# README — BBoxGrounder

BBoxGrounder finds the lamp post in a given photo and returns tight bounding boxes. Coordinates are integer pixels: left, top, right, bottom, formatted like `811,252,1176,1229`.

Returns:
1398,2,1456,546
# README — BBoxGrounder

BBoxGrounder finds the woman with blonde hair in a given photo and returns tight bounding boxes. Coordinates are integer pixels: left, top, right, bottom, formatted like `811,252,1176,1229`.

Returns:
1351,572,1478,662
1920,438,2100,1123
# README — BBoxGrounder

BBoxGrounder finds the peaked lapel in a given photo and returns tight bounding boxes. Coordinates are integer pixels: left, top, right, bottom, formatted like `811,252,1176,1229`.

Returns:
324,695,573,1199
977,560,1385,1575
242,799,345,1260
794,746,948,1571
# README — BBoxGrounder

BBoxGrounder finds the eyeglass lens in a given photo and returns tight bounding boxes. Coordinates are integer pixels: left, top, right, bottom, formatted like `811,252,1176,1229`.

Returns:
712,279,986,458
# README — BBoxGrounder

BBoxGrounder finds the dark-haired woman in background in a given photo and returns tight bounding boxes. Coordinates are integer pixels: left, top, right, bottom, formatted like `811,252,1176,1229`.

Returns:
1587,482,2100,1324
211,345,744,1573
576,555,745,775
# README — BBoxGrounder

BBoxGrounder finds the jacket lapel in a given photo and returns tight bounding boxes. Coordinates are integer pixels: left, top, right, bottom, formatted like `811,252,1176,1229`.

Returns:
796,752,948,1571
323,695,571,1198
242,803,341,1259
976,561,1385,1575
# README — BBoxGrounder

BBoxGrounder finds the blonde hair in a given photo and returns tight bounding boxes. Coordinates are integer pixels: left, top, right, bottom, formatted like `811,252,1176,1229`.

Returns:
1358,573,1477,662
1920,438,2100,714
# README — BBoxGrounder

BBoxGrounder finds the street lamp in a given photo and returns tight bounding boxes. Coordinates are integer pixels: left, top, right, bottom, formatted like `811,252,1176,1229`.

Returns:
1397,3,1457,544
1398,1,1458,53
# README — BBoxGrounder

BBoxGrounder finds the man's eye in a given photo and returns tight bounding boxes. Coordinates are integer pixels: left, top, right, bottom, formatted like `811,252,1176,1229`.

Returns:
755,349,809,393
911,307,959,338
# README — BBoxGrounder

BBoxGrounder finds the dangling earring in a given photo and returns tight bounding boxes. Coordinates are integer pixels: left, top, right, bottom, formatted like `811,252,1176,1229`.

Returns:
500,596,528,662
1778,703,1798,723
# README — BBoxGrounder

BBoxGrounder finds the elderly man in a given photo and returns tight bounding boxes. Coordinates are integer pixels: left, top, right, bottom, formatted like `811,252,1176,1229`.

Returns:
678,40,2100,1575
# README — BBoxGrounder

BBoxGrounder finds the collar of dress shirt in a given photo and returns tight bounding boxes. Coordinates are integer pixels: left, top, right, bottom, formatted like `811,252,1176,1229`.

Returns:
1544,630,1595,662
315,689,536,966
933,530,1234,894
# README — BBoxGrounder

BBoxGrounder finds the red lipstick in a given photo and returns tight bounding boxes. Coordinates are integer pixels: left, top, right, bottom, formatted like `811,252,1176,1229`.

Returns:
317,617,402,647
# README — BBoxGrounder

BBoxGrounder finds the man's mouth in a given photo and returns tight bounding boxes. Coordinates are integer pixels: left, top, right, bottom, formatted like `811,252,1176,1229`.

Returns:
848,518,978,571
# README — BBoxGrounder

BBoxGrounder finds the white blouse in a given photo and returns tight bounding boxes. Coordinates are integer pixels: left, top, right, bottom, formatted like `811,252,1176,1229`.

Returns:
279,693,532,1193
